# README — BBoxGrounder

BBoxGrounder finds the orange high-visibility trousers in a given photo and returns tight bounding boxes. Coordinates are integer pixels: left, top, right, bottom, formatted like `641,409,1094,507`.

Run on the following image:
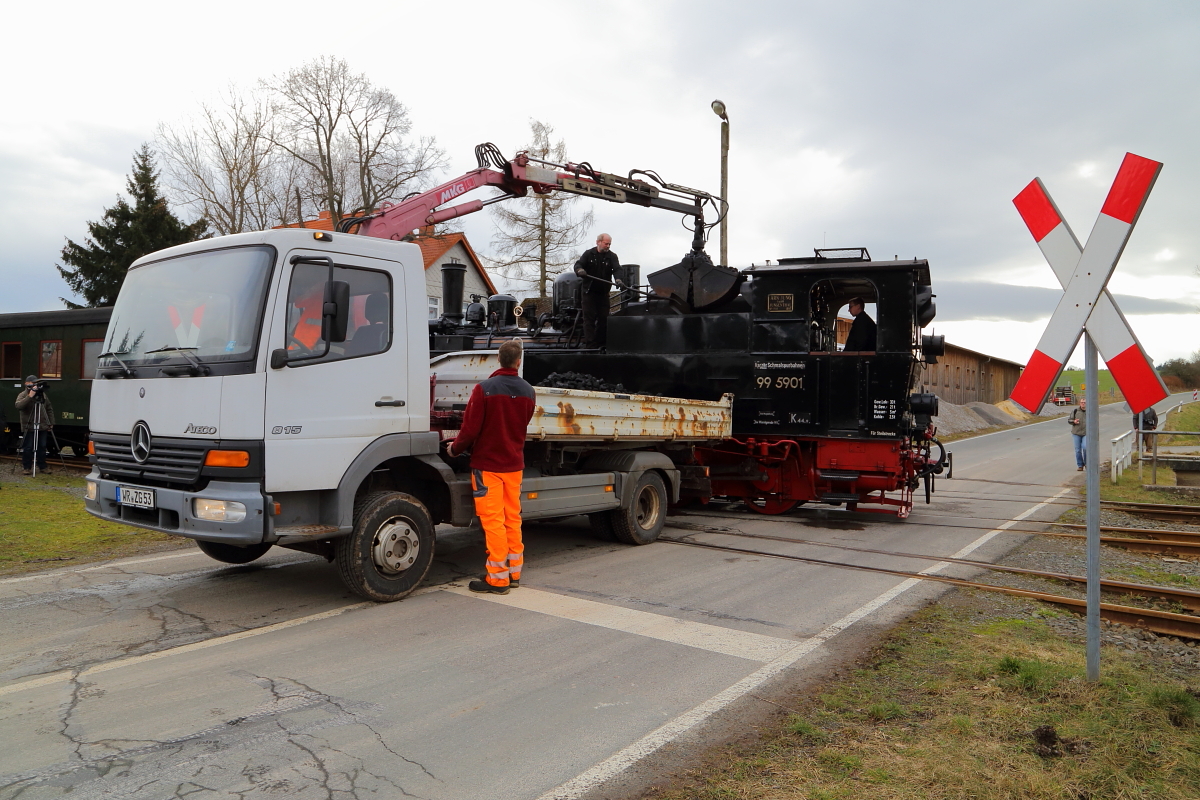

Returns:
472,470,525,587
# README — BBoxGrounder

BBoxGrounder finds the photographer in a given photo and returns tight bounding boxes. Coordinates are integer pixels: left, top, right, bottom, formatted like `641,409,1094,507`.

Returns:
15,376,55,476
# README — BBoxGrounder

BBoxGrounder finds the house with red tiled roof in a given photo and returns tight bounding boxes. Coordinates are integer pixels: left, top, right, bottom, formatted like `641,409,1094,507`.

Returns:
281,213,497,319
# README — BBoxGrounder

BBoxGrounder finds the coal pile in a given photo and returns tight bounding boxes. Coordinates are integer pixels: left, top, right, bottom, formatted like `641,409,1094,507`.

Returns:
537,372,626,393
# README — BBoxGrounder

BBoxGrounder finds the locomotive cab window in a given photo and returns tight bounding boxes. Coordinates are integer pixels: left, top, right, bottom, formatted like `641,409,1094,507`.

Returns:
808,279,877,353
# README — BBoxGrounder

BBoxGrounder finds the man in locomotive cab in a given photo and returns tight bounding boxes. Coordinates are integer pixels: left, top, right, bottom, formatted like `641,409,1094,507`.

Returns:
842,296,876,352
573,233,624,349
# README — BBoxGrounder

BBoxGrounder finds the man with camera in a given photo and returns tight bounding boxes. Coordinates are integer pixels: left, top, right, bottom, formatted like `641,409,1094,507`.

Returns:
15,376,55,476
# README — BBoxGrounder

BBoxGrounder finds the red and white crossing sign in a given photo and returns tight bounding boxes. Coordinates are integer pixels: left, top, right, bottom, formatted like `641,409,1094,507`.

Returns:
1009,153,1167,414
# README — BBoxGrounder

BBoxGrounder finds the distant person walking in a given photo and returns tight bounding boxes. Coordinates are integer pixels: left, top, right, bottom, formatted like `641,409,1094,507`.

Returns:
1132,405,1158,454
1068,398,1087,471
447,340,536,594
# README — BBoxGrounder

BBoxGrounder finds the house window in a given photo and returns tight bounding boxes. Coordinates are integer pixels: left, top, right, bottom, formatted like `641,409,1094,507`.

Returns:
81,339,104,380
428,296,440,320
39,341,62,379
1,342,19,379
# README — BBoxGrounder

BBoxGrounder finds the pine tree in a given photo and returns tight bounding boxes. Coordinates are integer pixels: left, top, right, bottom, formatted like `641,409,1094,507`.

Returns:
57,144,209,308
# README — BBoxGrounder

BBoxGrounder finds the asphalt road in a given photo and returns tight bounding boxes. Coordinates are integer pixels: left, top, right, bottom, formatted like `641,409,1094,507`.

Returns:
0,398,1170,799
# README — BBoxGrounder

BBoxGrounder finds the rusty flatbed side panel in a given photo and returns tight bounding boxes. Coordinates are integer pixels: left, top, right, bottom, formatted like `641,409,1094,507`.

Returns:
431,350,733,442
528,388,732,441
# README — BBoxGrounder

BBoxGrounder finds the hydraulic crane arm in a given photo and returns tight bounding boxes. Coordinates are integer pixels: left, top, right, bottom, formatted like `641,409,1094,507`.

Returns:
349,143,718,243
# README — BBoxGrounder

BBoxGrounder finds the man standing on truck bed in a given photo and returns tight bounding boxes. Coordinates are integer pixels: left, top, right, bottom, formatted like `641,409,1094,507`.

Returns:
447,340,536,594
574,233,623,349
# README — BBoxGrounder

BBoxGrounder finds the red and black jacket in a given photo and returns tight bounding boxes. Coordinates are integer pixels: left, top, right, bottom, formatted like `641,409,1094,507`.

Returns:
449,368,536,473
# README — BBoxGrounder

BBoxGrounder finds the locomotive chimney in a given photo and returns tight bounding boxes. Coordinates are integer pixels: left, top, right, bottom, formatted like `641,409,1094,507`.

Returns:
440,263,466,324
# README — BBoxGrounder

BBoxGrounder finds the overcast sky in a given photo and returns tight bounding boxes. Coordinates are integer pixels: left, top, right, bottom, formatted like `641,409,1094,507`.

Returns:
2,0,1196,366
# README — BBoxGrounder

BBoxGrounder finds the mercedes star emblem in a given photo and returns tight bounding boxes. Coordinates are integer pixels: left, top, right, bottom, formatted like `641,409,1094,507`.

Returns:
131,421,152,464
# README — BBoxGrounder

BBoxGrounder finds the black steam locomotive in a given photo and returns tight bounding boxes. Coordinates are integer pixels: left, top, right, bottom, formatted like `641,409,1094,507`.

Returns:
429,240,947,518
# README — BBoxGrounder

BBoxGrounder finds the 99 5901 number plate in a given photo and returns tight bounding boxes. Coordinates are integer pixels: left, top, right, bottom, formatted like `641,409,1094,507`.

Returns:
117,486,156,509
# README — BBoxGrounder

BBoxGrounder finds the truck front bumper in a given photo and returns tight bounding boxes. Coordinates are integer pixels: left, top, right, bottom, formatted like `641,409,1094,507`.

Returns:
84,470,269,546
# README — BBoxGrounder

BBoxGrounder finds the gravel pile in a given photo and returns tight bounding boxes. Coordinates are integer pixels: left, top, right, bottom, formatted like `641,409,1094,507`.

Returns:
934,398,1069,437
537,372,626,393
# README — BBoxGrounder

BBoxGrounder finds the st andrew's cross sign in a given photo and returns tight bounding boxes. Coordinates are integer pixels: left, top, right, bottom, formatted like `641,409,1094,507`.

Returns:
1009,153,1168,415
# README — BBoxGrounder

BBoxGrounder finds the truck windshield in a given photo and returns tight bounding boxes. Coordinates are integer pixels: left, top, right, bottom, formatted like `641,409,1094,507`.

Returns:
102,246,274,367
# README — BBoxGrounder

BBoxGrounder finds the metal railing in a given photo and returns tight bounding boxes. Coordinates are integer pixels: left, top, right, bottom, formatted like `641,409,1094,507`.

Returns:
1110,395,1198,484
1110,429,1135,482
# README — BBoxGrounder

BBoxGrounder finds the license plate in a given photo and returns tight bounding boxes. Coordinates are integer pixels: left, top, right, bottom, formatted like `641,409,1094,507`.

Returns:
117,486,156,509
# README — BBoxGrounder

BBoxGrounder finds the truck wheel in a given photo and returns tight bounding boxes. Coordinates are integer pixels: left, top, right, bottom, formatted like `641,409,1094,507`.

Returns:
197,540,273,564
336,491,435,602
608,471,667,545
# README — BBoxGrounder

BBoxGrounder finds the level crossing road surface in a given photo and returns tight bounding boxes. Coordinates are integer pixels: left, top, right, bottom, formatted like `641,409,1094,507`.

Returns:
0,399,1155,799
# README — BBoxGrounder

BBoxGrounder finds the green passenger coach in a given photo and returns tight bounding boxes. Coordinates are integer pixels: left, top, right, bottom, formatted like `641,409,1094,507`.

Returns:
0,307,113,455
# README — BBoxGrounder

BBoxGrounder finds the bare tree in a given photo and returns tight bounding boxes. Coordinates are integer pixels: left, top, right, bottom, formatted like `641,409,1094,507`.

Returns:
157,88,301,235
488,120,594,298
262,56,445,226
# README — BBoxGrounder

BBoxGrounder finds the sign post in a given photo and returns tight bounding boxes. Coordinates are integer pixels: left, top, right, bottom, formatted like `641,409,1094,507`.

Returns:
1084,337,1101,680
1010,152,1165,680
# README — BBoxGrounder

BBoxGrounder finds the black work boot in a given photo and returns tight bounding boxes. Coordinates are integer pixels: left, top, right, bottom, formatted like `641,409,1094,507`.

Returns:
509,577,520,588
468,579,509,595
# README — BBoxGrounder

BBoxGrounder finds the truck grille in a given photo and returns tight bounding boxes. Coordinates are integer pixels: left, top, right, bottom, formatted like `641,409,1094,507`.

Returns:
92,432,210,487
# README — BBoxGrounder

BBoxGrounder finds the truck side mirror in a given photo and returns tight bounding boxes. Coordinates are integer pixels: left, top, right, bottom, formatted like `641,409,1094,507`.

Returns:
270,349,289,369
324,280,351,343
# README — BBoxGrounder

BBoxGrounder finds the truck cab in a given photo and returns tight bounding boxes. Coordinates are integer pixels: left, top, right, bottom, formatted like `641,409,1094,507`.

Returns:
85,231,440,585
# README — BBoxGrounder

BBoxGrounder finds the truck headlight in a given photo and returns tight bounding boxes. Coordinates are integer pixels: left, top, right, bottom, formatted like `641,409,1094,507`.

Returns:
85,481,98,501
193,499,247,523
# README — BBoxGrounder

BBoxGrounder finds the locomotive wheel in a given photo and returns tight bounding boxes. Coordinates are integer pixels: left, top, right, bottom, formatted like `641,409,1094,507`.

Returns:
197,540,273,564
744,496,799,515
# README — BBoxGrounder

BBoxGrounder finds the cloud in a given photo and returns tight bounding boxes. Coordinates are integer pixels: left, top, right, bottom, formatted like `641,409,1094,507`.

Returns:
932,281,1197,322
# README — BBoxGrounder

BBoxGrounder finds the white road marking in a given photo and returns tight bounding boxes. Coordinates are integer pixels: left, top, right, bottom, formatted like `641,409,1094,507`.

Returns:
0,550,203,584
536,488,1073,800
444,586,797,662
0,602,373,697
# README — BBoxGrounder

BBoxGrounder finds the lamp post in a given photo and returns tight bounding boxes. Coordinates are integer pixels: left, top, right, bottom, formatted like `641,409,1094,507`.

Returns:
711,99,729,266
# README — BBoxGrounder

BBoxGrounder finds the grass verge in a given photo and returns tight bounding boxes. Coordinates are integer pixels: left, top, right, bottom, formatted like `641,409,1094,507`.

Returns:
1162,403,1200,447
644,598,1200,800
1092,459,1200,506
0,472,182,574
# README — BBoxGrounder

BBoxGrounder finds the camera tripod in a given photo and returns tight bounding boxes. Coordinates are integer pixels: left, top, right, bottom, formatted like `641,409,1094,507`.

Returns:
25,392,65,478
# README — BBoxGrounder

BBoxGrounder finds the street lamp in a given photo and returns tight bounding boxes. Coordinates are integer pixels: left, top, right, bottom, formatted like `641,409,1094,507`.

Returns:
711,100,729,266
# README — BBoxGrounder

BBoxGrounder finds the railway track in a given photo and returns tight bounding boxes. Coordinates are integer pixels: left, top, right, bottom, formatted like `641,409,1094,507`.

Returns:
1099,499,1200,523
0,453,90,471
658,525,1200,641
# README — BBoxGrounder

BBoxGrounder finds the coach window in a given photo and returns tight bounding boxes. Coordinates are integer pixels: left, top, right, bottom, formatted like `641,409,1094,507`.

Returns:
81,339,104,380
1,342,19,380
286,262,392,364
39,341,62,379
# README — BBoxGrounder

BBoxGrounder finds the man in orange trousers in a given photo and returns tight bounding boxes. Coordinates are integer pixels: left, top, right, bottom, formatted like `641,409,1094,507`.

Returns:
447,340,536,594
